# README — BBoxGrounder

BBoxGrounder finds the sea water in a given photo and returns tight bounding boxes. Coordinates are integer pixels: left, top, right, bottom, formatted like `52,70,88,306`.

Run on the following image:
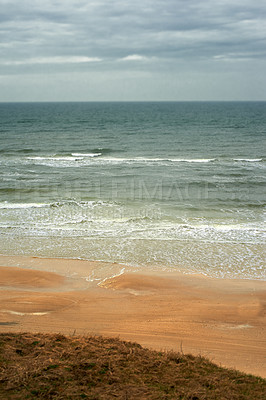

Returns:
0,102,265,279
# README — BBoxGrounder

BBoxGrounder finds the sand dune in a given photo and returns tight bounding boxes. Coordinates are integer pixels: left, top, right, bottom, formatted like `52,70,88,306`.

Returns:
0,256,265,378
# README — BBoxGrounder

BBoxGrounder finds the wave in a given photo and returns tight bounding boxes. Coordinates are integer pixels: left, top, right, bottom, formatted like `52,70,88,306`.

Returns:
71,153,102,157
0,202,49,209
27,156,84,161
26,155,84,163
170,158,216,163
0,199,116,210
3,154,265,169
49,199,114,208
93,148,116,155
59,148,114,157
25,152,103,163
3,199,118,210
233,158,263,162
0,149,35,154
16,149,35,154
22,154,217,164
87,157,217,164
126,216,154,223
20,155,218,167
1,216,264,245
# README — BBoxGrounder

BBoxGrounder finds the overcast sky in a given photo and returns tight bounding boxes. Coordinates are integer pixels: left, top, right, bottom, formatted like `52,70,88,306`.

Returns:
0,0,266,101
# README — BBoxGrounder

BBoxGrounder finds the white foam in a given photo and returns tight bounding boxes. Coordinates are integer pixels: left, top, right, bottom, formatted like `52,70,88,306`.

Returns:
21,156,218,167
98,267,126,286
72,152,102,157
27,156,84,161
92,157,216,164
234,158,262,162
84,267,126,284
0,202,48,209
170,158,216,163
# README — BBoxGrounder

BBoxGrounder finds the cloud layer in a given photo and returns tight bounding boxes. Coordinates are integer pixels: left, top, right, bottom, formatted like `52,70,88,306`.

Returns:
0,0,265,100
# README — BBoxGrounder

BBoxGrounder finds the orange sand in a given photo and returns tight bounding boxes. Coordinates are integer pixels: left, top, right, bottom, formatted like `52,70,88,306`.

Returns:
0,255,265,378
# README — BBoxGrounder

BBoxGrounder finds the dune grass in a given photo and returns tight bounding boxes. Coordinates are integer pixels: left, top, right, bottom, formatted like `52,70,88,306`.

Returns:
0,333,265,399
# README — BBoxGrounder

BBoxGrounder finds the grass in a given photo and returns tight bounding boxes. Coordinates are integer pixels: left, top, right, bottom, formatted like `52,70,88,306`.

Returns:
0,332,265,399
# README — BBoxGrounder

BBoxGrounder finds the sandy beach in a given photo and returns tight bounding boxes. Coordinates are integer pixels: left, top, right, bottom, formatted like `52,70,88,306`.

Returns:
0,255,265,378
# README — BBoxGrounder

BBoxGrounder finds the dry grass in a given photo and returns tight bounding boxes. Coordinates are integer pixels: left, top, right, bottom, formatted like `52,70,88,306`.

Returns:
0,333,265,399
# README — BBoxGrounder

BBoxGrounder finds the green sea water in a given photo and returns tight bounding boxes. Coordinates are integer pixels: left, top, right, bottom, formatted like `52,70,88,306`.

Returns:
0,102,265,279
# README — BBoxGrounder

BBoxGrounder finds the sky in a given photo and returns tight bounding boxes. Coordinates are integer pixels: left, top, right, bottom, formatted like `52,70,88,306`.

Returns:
0,0,266,101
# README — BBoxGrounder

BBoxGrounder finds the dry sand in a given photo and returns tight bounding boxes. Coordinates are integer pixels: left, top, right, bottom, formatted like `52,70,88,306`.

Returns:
0,255,265,378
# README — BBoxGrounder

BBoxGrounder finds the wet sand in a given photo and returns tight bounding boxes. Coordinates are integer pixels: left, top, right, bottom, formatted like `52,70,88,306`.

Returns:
0,255,265,378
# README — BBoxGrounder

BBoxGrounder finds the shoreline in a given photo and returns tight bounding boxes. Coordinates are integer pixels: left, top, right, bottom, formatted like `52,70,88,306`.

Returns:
0,255,265,378
0,252,265,282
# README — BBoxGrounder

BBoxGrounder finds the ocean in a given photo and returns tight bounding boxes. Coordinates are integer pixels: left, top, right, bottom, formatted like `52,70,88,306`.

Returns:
0,102,265,280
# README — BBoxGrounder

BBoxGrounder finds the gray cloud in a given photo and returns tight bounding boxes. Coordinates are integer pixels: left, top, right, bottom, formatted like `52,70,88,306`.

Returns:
0,0,265,100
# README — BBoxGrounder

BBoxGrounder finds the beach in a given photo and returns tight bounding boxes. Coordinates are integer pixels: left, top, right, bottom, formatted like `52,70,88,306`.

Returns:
0,255,265,378
0,102,265,380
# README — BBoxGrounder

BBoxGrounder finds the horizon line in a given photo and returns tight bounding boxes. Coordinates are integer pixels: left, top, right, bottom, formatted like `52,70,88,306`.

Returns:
1,100,266,104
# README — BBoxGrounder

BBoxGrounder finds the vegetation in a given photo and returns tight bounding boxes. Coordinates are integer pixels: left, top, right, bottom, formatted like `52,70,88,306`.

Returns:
0,333,265,399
